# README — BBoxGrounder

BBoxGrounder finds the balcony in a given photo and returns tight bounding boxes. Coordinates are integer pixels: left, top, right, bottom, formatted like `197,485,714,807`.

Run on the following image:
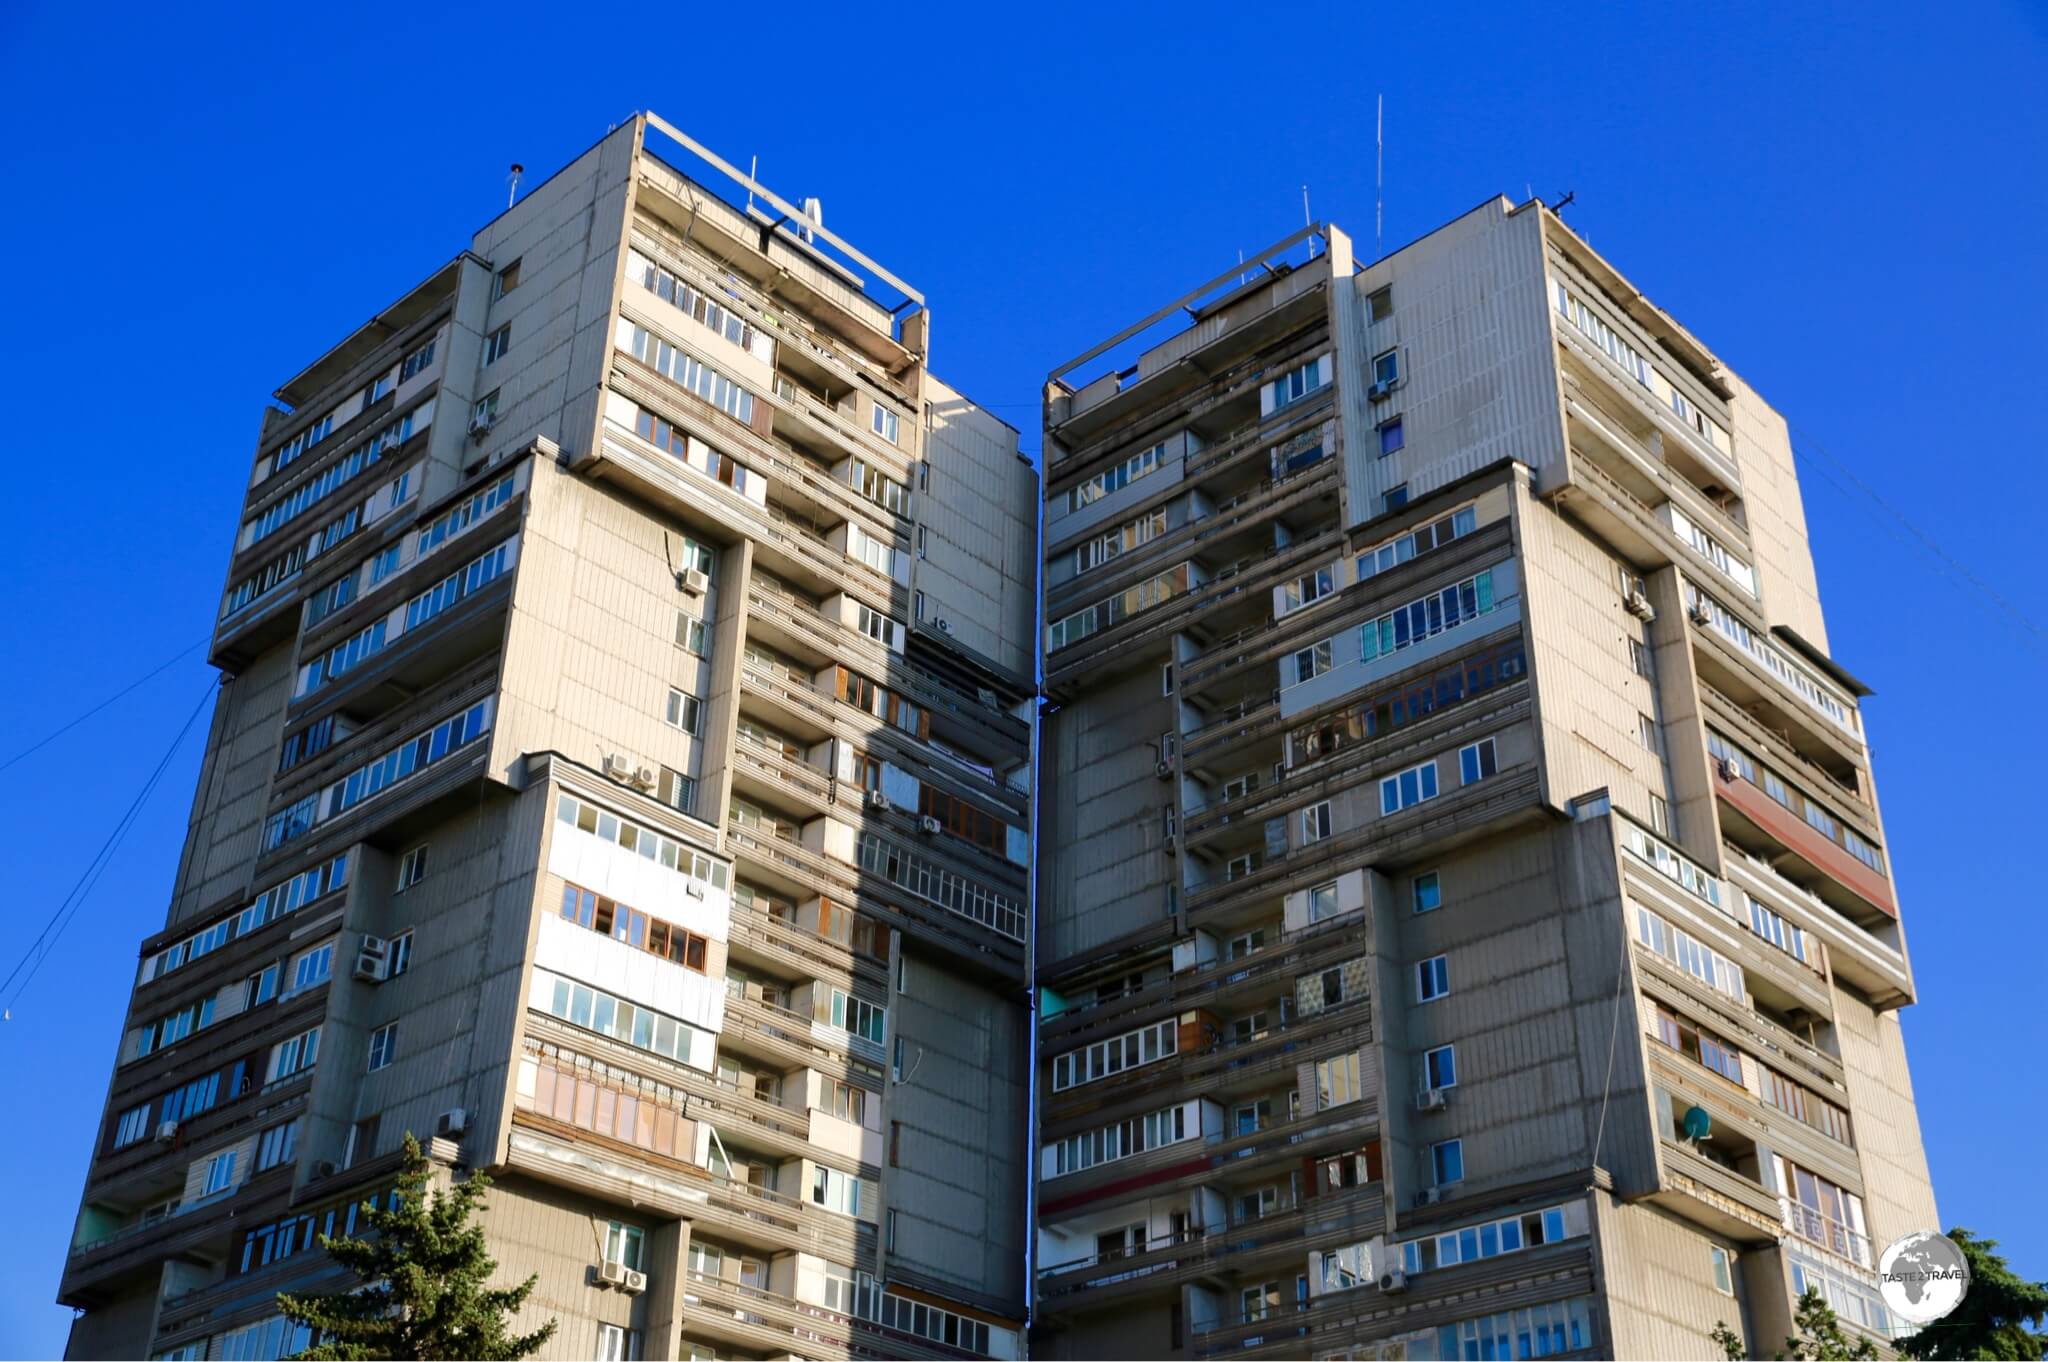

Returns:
1713,763,1895,922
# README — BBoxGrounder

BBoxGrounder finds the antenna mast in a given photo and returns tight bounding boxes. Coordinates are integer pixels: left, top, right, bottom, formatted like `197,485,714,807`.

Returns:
1375,94,1384,260
1302,185,1315,257
506,163,524,210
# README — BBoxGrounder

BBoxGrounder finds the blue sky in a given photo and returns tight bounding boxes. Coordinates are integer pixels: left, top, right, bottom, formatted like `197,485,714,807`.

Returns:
2,1,2043,1352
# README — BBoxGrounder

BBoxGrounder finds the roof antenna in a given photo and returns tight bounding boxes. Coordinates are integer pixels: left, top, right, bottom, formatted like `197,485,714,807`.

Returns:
1549,190,1577,214
506,163,524,210
1302,185,1316,258
1375,94,1385,260
746,154,757,214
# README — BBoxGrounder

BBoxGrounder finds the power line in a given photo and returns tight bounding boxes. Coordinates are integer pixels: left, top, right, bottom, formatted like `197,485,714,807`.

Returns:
0,636,207,776
1,679,216,1017
1787,423,2048,650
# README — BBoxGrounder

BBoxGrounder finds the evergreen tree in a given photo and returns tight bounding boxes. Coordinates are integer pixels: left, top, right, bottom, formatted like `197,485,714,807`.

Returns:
1899,1228,2048,1360
1714,1288,1879,1360
279,1133,557,1361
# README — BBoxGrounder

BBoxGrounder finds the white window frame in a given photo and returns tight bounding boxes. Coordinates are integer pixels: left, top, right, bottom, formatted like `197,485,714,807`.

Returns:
666,688,703,735
367,1022,398,1072
1416,955,1450,1003
1431,1137,1464,1186
1458,738,1499,785
1425,1044,1457,1089
396,844,428,892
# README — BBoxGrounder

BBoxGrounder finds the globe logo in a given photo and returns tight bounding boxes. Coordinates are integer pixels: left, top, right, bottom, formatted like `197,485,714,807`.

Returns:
1878,1231,1970,1326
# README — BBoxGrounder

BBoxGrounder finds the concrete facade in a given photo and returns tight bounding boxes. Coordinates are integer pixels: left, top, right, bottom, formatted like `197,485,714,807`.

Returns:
1033,201,1935,1359
59,113,1035,1362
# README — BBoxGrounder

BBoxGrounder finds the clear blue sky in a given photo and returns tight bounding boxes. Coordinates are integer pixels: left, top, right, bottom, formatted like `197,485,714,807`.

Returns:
2,1,2043,1352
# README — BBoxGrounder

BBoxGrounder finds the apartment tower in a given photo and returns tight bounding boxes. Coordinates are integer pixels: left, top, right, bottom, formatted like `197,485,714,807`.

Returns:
59,113,1037,1362
1033,205,1935,1359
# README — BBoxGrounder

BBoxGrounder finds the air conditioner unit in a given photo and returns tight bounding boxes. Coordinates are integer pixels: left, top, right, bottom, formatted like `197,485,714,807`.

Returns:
154,1121,180,1143
435,1107,469,1138
677,568,710,596
684,880,705,898
1368,380,1394,402
1414,1187,1443,1208
1154,760,1174,781
466,414,495,442
603,752,637,782
1416,1087,1449,1114
1689,602,1715,626
935,617,953,634
1625,591,1657,621
867,788,892,811
597,1259,629,1288
633,765,657,791
353,935,390,983
1378,1269,1409,1294
620,1268,648,1296
313,1160,337,1178
1717,757,1739,781
918,815,941,836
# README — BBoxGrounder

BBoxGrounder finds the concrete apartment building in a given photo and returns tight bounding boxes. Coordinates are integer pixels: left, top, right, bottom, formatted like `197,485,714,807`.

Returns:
1032,204,1936,1360
58,113,1037,1362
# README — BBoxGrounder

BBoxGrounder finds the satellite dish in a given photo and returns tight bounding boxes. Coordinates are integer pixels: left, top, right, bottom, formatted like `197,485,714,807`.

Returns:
1682,1106,1712,1142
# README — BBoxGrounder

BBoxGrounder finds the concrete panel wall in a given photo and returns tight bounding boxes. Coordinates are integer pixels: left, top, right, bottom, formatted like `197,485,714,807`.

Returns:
169,651,294,926
1724,371,1827,651
1597,1197,1747,1361
919,378,1038,683
1834,992,1939,1246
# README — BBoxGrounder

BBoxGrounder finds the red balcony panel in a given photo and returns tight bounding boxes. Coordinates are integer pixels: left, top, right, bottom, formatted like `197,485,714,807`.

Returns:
1715,769,1896,920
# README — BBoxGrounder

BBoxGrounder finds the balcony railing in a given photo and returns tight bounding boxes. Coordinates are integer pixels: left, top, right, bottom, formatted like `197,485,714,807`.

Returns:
1784,1200,1873,1269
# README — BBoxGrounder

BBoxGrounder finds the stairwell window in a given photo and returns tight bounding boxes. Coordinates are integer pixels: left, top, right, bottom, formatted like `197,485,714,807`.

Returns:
1425,1044,1457,1089
483,324,511,366
1290,640,1332,686
1417,955,1450,1002
1458,738,1499,785
1379,417,1405,457
1301,801,1333,844
1316,1051,1362,1108
666,689,703,735
1414,871,1442,913
1373,349,1401,387
605,1222,646,1272
396,844,428,892
366,1023,398,1073
1431,1138,1464,1186
676,612,708,655
493,259,521,299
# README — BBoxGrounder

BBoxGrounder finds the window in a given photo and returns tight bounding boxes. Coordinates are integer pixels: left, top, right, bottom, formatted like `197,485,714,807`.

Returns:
268,1026,321,1083
1358,567,1501,663
1045,1104,1189,1177
1227,928,1265,960
1368,286,1394,322
1373,348,1401,387
532,967,714,1067
1630,637,1655,677
1234,1099,1272,1136
1066,442,1165,513
1639,713,1661,753
676,612,708,655
1050,1019,1177,1091
1413,871,1441,913
1378,417,1404,457
246,963,279,1008
400,338,438,382
648,769,691,818
1380,759,1440,814
1431,1138,1464,1186
1417,955,1449,1002
203,1150,238,1196
483,324,511,365
1634,905,1745,1002
1308,882,1340,922
821,988,887,1045
1356,504,1478,581
871,403,900,444
396,844,427,891
1282,567,1335,612
1075,507,1167,575
290,942,335,993
913,589,924,621
1268,355,1330,411
1425,1044,1457,1089
1650,793,1671,836
849,457,911,515
559,884,710,971
596,1325,640,1362
666,688,703,735
1290,640,1333,686
1383,484,1409,513
113,1104,151,1149
367,1023,398,1072
494,259,522,298
1300,801,1333,844
386,930,413,979
1458,738,1499,785
1241,1283,1280,1323
822,1076,868,1125
1711,1245,1735,1294
605,1221,646,1271
471,389,500,429
257,1120,299,1171
856,604,901,649
811,1164,862,1217
1316,1052,1362,1108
